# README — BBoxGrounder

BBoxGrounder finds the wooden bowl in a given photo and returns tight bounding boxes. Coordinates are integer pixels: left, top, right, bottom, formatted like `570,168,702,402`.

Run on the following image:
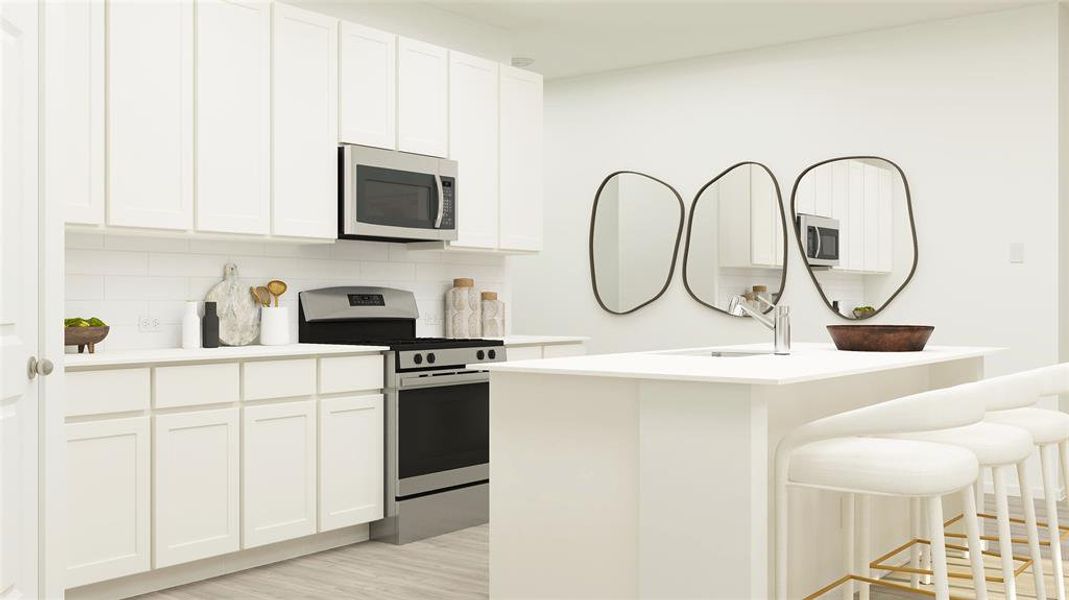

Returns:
65,326,110,354
826,325,934,352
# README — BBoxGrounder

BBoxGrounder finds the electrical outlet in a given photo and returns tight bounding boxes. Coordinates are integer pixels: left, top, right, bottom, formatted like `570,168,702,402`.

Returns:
138,314,161,332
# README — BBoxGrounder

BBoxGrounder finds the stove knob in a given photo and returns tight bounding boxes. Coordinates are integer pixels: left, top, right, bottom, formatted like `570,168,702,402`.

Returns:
488,349,497,360
476,350,485,360
427,353,436,364
413,353,423,365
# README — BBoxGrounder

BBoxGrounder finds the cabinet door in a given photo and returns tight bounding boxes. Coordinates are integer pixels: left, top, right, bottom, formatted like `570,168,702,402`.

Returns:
45,1,104,225
272,3,337,239
863,162,881,271
243,401,317,547
338,21,396,149
749,164,776,267
107,0,193,230
397,37,448,158
449,52,499,249
66,417,150,587
319,394,383,531
499,66,543,251
155,408,240,568
196,0,270,234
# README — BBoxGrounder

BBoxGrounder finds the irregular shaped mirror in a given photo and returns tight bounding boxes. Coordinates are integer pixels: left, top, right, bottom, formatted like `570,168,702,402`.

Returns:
682,162,787,316
590,171,684,315
791,156,917,320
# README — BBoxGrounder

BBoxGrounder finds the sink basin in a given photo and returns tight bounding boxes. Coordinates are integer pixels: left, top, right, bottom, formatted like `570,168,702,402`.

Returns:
661,349,774,358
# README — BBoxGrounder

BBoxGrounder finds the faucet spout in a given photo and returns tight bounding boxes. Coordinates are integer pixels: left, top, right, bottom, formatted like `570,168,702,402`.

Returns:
727,295,792,355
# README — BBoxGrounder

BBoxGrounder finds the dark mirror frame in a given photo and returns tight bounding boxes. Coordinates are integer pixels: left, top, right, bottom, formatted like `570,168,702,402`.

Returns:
681,162,789,317
589,171,686,316
789,156,919,321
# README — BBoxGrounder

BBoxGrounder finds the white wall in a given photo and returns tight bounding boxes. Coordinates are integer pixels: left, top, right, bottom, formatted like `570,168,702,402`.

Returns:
511,5,1060,375
65,232,509,351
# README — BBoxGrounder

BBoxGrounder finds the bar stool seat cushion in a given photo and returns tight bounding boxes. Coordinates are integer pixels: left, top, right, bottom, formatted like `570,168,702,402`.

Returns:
985,407,1069,444
789,437,978,496
889,422,1033,466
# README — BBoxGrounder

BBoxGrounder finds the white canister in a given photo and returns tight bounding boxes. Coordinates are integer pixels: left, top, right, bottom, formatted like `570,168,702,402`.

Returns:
260,306,290,346
181,301,202,349
480,291,505,338
445,278,481,339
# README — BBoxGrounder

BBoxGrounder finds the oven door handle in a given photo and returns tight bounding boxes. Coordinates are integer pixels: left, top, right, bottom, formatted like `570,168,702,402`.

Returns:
399,371,489,389
433,173,445,229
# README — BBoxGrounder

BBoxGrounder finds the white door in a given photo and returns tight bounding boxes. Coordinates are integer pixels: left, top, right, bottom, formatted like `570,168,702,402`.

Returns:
449,51,499,249
243,401,317,547
272,3,337,239
107,0,194,230
499,66,543,251
196,0,270,235
155,408,240,568
66,418,150,587
319,395,383,531
0,0,41,595
338,21,396,149
397,37,448,158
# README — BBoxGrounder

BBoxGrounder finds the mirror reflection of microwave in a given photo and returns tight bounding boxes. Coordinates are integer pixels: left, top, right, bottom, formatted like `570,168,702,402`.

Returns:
797,213,840,268
339,144,458,243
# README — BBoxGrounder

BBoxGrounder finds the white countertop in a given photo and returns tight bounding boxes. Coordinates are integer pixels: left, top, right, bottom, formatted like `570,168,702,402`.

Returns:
486,342,1001,385
496,335,590,346
64,343,388,369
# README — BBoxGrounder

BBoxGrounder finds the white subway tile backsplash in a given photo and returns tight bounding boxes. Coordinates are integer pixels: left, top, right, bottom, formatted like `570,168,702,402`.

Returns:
264,242,333,259
66,274,105,300
331,239,390,261
65,230,105,249
360,261,416,281
105,234,190,253
65,299,146,326
387,244,443,264
105,276,189,300
148,252,230,277
187,238,266,256
66,249,148,276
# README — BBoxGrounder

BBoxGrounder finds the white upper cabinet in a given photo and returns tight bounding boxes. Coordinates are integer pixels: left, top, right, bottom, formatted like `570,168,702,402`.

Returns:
107,0,194,230
196,0,270,235
498,66,543,251
46,1,104,226
271,3,338,239
339,21,396,149
449,51,499,249
397,37,449,158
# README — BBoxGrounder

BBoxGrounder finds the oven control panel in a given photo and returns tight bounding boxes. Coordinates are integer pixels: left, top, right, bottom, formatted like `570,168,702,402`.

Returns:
396,346,506,371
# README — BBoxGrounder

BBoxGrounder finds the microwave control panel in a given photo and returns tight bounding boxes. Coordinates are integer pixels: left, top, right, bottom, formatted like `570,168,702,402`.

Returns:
440,177,456,230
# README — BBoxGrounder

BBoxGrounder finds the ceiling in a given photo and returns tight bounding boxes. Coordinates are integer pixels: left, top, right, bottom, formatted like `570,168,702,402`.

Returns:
430,0,1040,79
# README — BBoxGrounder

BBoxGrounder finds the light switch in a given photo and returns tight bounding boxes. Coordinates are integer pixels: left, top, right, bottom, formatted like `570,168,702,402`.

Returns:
1009,242,1025,264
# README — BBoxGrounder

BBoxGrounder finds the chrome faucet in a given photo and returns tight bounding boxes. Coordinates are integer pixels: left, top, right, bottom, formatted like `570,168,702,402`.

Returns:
727,295,791,355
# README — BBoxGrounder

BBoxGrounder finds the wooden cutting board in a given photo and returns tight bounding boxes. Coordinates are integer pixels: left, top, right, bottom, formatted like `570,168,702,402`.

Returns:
205,263,260,346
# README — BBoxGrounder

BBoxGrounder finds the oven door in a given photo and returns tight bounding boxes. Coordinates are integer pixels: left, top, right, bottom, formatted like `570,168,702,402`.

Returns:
390,371,489,504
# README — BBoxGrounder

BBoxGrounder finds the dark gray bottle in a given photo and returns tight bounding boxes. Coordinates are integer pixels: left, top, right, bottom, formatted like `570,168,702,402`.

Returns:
202,301,220,348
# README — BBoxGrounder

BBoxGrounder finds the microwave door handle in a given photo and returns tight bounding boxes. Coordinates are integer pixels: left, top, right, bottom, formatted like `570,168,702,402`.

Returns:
814,226,822,259
434,174,445,229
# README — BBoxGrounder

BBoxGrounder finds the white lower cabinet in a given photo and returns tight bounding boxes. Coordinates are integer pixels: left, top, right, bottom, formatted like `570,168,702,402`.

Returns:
243,400,318,548
319,394,384,531
154,408,240,568
66,417,151,587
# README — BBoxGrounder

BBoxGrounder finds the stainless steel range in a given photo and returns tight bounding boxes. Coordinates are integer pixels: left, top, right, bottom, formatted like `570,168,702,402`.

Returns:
297,286,505,544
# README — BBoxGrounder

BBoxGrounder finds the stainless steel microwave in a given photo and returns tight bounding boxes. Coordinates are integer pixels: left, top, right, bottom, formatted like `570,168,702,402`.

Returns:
339,144,458,242
797,213,840,268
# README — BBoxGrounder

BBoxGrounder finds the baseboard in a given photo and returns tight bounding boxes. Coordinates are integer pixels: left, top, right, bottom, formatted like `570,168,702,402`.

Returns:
66,524,370,600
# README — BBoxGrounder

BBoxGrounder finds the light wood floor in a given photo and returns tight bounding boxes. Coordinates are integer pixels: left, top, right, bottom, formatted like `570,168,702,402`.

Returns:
136,496,1069,600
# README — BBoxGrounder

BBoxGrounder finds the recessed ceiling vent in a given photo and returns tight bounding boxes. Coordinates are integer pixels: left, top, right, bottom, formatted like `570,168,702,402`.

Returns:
510,56,535,68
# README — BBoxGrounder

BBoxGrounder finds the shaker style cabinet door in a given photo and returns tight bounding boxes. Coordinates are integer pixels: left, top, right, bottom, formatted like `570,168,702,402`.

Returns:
154,409,240,568
498,66,543,251
45,1,104,225
319,394,384,531
243,401,318,548
66,417,151,587
195,0,270,234
272,3,338,239
397,37,448,158
338,21,396,149
449,51,500,249
106,0,193,230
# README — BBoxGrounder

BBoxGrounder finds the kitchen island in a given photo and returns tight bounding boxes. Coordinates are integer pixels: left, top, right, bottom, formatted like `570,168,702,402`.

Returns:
486,343,999,599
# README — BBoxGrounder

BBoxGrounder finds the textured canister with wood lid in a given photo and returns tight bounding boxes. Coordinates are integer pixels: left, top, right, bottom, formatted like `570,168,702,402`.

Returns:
445,278,481,338
481,291,505,337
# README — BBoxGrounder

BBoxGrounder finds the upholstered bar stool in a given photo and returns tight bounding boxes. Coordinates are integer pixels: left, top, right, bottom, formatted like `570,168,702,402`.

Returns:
891,374,1045,600
985,363,1069,600
775,385,989,600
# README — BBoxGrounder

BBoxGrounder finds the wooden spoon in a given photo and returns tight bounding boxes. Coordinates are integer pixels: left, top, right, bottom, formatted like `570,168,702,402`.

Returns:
251,286,271,307
266,280,288,307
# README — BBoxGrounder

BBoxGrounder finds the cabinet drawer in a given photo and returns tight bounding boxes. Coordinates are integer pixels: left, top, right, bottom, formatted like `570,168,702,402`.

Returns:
66,368,150,417
542,344,586,359
155,363,240,409
319,355,383,395
243,358,316,400
504,346,542,362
